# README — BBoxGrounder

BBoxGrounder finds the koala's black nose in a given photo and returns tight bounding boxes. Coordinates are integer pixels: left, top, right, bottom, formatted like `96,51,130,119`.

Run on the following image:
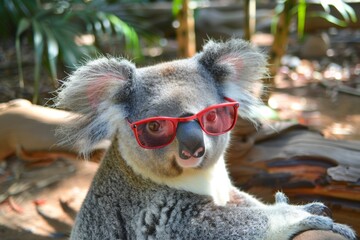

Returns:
176,121,205,159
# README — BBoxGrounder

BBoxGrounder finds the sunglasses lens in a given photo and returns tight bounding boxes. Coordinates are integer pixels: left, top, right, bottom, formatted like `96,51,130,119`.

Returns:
136,120,175,148
200,105,236,134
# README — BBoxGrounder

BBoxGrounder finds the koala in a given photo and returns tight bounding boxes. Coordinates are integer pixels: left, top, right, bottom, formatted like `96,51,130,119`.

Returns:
55,39,356,240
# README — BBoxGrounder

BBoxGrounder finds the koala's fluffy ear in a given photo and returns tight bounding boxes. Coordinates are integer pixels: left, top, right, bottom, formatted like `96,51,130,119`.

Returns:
197,39,268,122
55,57,135,157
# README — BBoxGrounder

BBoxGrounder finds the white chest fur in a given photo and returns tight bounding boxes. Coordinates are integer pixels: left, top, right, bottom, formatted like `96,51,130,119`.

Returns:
166,156,233,206
128,152,233,206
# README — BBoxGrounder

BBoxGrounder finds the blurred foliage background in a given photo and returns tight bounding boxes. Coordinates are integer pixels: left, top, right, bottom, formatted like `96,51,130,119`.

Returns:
0,0,358,104
1,0,141,103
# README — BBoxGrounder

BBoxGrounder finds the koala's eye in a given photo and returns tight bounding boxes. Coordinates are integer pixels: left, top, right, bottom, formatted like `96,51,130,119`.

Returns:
205,111,217,122
147,121,161,132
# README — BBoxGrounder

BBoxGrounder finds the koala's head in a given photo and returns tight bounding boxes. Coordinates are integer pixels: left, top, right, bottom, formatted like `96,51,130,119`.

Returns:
55,39,267,180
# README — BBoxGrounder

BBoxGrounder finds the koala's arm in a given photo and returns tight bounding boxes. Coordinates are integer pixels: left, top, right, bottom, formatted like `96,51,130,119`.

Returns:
225,189,356,240
166,191,355,240
260,192,355,240
228,186,266,207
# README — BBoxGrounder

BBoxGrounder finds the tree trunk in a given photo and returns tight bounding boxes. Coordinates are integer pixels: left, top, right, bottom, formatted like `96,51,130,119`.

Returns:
267,0,297,89
176,0,196,58
243,0,256,41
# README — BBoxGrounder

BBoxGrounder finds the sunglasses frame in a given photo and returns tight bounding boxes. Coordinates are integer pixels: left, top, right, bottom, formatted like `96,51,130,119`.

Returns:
127,97,239,149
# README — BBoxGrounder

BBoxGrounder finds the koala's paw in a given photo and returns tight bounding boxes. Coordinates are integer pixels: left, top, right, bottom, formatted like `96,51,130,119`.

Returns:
299,215,333,230
332,223,357,240
275,191,289,204
269,192,356,240
302,202,332,217
300,201,356,239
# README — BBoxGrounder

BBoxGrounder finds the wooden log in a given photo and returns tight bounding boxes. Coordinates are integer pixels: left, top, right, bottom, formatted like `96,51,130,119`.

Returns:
0,99,108,163
227,120,360,234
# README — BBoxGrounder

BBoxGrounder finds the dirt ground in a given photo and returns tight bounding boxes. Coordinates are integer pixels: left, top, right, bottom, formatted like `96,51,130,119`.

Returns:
0,159,97,239
269,86,360,141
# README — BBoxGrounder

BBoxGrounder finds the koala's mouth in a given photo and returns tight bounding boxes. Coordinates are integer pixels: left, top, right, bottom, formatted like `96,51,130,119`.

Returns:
175,156,203,169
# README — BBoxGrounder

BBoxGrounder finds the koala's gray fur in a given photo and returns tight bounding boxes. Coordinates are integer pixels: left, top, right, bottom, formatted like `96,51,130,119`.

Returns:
55,39,356,240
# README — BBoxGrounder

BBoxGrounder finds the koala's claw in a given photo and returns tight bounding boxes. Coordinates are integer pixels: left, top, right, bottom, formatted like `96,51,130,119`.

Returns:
299,205,356,240
300,215,333,230
332,223,357,240
270,193,356,240
275,192,289,204
303,202,332,218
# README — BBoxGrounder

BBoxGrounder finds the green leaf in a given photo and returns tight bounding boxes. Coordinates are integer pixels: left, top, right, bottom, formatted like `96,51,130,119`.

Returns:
54,30,80,67
53,27,97,68
271,15,279,35
97,12,112,35
15,18,30,89
343,2,357,23
172,0,183,16
107,13,140,57
32,20,44,104
43,26,59,87
319,0,331,13
289,5,299,17
297,0,307,39
4,0,20,23
15,0,34,17
308,11,348,27
319,0,358,23
331,0,350,22
129,27,141,57
16,17,31,36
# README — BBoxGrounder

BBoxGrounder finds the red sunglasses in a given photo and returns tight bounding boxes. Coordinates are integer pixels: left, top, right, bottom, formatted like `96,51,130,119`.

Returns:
127,97,239,149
